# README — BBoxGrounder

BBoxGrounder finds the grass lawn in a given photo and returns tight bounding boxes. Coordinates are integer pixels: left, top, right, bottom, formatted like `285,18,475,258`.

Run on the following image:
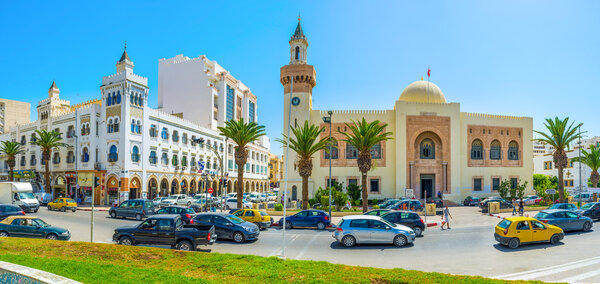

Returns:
0,238,543,284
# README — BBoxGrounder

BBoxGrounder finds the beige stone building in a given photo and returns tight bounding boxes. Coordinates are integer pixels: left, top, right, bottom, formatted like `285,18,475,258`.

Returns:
0,98,30,134
269,154,283,189
280,20,534,203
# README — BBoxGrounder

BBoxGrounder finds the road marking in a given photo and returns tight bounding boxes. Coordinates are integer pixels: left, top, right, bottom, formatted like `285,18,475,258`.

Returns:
295,232,324,260
558,269,600,283
267,234,300,257
495,256,600,280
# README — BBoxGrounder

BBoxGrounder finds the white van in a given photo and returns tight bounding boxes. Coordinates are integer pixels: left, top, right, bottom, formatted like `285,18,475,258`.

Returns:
0,182,40,213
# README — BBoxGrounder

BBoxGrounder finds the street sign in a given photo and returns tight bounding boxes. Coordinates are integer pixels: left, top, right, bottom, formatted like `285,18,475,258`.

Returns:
198,161,205,171
545,189,556,194
208,188,213,194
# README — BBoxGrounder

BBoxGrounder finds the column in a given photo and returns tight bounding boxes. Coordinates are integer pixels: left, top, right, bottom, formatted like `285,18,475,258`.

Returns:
409,161,414,192
442,161,448,193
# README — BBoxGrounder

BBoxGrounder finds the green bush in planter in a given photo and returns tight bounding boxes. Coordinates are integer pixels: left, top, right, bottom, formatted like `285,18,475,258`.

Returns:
373,205,380,209
274,203,283,211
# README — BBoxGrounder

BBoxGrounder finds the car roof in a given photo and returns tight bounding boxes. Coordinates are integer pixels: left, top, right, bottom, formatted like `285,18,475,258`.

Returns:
540,209,570,214
0,204,22,208
383,210,416,214
148,214,180,219
161,206,188,209
504,216,536,222
342,215,382,220
195,212,229,217
0,216,38,225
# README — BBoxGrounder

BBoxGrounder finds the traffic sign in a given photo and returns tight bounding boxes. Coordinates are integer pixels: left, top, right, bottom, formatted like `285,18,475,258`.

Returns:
546,189,556,194
198,161,205,171
208,188,213,194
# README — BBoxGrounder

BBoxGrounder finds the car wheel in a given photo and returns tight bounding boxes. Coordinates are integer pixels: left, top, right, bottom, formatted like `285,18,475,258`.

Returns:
550,234,561,245
412,226,423,237
583,222,592,232
135,214,142,221
46,233,58,240
0,231,9,237
61,207,66,212
187,202,191,206
119,236,133,246
34,209,38,213
285,221,292,230
72,209,76,212
233,231,245,243
225,205,230,210
253,222,262,230
110,211,117,218
177,240,194,251
317,222,326,230
341,235,356,247
47,205,52,211
393,235,408,247
508,238,520,249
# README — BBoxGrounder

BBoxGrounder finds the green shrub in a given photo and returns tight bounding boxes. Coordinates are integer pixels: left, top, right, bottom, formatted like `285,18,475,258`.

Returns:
353,200,361,206
274,203,283,211
320,196,330,207
373,205,380,209
308,198,318,206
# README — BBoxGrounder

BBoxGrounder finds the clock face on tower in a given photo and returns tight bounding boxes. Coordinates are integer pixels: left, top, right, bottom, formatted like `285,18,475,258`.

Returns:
291,97,301,106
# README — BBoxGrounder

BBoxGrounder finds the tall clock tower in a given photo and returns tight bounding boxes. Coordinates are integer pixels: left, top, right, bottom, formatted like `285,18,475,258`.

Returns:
280,17,317,194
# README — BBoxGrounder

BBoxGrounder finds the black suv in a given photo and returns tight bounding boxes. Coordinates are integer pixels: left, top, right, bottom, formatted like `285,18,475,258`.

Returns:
575,202,600,221
381,210,426,237
155,206,196,224
480,198,513,213
109,199,155,221
0,204,25,221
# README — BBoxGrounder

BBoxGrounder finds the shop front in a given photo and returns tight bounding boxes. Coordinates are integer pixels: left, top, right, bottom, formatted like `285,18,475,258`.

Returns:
65,172,77,199
54,175,67,198
106,176,119,205
77,172,95,204
129,177,141,200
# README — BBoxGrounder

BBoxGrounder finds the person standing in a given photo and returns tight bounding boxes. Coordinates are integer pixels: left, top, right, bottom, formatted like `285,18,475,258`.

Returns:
441,206,452,230
519,199,524,216
512,199,517,216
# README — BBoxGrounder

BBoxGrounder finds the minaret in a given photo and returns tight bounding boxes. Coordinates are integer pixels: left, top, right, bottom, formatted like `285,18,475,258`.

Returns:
48,81,59,99
116,42,134,74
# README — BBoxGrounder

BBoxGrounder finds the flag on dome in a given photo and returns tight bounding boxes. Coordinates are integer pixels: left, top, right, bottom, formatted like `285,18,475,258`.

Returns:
427,68,431,77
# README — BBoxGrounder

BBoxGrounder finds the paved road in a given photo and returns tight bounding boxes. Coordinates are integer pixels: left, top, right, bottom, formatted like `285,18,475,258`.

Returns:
30,208,600,283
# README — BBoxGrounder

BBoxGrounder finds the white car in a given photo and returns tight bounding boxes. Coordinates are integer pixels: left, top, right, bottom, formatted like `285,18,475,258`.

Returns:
248,192,263,203
225,198,252,210
160,194,193,207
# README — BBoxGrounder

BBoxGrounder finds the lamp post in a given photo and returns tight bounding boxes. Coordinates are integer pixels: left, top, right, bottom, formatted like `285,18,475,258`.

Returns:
322,111,333,220
578,125,582,207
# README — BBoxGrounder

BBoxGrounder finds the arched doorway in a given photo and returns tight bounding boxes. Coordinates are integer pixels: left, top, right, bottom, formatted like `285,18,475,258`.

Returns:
54,175,67,198
106,176,119,205
410,130,447,199
245,181,250,192
148,178,158,199
211,180,218,196
181,179,188,195
190,179,196,195
291,185,297,201
160,178,169,196
171,179,179,195
251,181,256,192
233,180,237,193
130,176,141,199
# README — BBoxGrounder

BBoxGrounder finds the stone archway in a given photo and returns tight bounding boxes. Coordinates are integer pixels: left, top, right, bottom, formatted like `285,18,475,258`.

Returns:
190,179,196,195
129,176,141,199
148,177,158,199
227,180,232,194
171,179,179,195
409,130,447,199
245,181,250,192
211,180,218,195
181,179,188,195
233,180,238,193
106,175,119,205
160,178,169,196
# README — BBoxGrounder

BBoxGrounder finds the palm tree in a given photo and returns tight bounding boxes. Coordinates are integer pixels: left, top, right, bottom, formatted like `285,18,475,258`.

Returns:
0,141,25,181
534,117,584,202
217,119,265,208
31,129,67,195
571,144,600,188
276,121,334,210
340,118,392,212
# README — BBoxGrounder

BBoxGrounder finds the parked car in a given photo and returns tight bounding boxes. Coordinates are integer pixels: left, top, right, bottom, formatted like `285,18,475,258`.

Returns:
160,194,194,207
574,202,600,221
113,215,215,251
109,199,155,221
0,204,25,221
152,197,167,207
388,200,423,211
479,197,503,208
0,216,70,240
278,209,330,230
47,198,77,212
333,215,415,247
523,195,542,205
463,196,481,206
155,206,196,224
480,198,513,213
426,197,444,208
548,203,578,211
494,217,564,249
534,209,593,232
572,193,594,203
225,198,252,210
193,213,259,243
378,199,400,209
364,209,392,217
231,209,272,230
381,210,425,237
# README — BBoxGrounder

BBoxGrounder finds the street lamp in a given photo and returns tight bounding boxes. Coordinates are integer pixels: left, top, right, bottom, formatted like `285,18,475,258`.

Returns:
322,111,333,220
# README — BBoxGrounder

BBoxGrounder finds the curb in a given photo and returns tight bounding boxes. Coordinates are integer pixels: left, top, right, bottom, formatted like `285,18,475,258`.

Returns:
426,222,443,227
77,208,110,212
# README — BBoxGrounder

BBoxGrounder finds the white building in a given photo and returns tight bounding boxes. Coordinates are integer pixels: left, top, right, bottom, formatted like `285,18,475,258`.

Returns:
0,98,30,134
0,49,270,205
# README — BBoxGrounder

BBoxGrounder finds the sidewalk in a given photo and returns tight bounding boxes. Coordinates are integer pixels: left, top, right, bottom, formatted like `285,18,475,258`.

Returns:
77,205,112,212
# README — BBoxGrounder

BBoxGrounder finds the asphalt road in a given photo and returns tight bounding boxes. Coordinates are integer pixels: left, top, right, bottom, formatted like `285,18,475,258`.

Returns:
29,208,600,283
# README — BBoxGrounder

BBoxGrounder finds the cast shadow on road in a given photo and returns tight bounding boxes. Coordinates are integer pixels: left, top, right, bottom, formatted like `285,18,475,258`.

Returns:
564,229,594,236
214,239,259,245
329,242,415,250
492,242,564,252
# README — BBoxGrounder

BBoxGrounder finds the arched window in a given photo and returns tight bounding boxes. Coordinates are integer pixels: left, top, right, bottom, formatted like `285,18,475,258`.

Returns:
370,143,382,159
149,151,157,164
116,91,121,104
490,140,501,160
182,155,187,167
161,127,169,140
295,46,300,60
471,139,483,160
82,147,89,163
20,156,26,166
67,151,75,163
420,139,435,159
131,146,140,162
136,120,141,134
172,154,178,166
139,96,143,106
107,95,112,106
324,141,338,159
30,154,36,166
108,145,118,162
53,152,60,164
172,130,179,142
130,93,134,104
131,119,136,133
107,119,113,133
161,153,168,165
345,143,358,159
112,93,117,105
508,141,519,160
207,160,211,169
113,118,120,132
135,95,140,106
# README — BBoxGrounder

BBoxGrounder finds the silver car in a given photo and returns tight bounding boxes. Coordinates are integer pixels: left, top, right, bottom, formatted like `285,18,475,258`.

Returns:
333,215,415,247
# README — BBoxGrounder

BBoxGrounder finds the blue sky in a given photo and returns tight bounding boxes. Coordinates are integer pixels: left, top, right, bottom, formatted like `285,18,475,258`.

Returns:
1,1,599,155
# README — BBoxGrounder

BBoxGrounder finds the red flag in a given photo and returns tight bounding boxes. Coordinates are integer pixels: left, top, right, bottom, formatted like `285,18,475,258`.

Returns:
427,68,431,77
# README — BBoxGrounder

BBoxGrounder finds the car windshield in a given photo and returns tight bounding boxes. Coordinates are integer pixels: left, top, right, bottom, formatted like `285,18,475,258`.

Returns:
497,219,512,229
379,218,396,228
33,219,49,227
225,215,245,224
166,196,177,200
186,208,195,214
535,212,549,219
548,204,561,209
18,192,35,199
259,211,268,216
581,203,594,209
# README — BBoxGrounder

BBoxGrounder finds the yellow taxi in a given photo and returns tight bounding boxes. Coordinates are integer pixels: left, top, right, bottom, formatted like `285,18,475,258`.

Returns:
231,209,272,230
47,198,78,212
494,216,564,249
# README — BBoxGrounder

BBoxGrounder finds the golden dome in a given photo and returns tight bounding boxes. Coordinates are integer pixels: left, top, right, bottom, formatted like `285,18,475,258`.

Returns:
399,80,446,103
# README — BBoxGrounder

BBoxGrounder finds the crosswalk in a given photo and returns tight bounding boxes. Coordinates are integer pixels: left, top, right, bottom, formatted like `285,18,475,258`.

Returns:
495,256,600,283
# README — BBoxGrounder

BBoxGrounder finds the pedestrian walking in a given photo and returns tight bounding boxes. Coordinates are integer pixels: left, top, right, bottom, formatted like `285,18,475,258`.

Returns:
512,199,517,216
441,206,452,230
437,191,442,199
518,199,524,216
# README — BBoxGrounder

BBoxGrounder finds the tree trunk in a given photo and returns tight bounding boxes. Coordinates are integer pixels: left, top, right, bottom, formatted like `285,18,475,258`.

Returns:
235,147,248,209
553,150,568,203
301,175,308,210
591,171,600,188
7,157,15,182
361,172,368,212
556,166,565,203
44,159,51,194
